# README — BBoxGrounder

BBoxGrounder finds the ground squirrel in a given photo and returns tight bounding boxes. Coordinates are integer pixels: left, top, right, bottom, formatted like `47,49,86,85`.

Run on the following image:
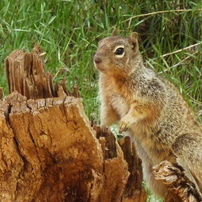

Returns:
93,32,202,199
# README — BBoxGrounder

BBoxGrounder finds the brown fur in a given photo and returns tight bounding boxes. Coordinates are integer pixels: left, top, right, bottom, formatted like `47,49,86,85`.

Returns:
94,32,202,198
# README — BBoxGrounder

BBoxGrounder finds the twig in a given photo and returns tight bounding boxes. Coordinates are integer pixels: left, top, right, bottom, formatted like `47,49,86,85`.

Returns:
158,50,198,74
187,94,202,107
145,42,202,68
160,43,202,58
124,9,202,22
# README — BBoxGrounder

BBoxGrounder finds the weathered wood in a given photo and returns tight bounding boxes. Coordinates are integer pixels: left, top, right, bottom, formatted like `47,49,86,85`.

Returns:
93,126,147,202
5,45,54,99
0,91,131,201
0,47,147,202
153,160,202,202
119,136,147,202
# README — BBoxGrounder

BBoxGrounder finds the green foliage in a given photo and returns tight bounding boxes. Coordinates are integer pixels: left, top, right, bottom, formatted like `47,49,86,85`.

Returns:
0,0,201,124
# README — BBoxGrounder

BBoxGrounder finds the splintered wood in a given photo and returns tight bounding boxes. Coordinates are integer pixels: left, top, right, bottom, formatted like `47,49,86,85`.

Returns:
0,92,146,202
119,137,147,202
5,45,54,99
153,160,202,202
0,46,146,202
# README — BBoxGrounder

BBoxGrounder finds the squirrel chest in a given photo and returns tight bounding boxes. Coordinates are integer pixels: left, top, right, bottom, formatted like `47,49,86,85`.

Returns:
100,73,173,163
99,74,132,118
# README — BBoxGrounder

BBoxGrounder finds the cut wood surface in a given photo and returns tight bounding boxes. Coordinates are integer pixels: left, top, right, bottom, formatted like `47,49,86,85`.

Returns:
0,46,147,202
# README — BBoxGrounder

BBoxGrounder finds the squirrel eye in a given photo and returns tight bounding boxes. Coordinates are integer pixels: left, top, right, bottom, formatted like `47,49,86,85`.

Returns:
114,47,124,55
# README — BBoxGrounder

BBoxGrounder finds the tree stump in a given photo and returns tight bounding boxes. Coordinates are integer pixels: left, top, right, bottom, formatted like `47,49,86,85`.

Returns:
0,46,147,202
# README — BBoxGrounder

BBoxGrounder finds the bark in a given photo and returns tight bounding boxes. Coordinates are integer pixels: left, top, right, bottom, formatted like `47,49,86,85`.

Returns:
0,46,147,202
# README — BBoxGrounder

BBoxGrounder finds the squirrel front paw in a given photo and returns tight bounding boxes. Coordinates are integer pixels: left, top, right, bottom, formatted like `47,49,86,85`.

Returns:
100,125,109,132
119,115,137,133
119,120,130,133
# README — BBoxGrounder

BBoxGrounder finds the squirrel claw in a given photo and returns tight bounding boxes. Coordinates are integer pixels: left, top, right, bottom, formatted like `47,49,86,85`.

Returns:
119,121,129,133
100,125,109,132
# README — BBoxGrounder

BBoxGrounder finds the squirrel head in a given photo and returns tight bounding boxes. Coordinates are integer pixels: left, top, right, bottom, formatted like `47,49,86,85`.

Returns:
94,32,142,76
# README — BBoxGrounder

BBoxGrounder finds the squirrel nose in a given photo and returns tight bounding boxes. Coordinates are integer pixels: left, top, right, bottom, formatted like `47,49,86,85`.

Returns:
94,55,102,64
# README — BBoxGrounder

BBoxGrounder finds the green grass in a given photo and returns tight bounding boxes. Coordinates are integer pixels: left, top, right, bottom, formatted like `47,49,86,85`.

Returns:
0,1,202,200
0,0,202,122
0,0,201,123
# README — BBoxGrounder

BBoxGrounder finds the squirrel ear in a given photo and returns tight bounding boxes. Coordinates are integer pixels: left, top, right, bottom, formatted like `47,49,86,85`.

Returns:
128,32,139,52
112,28,117,36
